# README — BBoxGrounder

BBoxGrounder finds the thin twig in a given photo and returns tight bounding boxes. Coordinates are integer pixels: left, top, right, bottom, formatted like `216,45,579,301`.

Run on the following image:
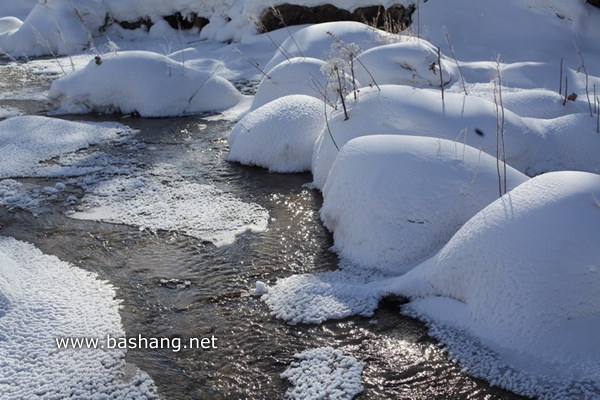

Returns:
444,27,467,95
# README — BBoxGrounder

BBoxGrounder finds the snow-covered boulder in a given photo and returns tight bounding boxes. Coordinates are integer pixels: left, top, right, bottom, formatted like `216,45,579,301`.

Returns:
48,50,243,117
311,85,600,189
354,39,453,88
250,57,327,112
228,94,327,173
390,171,600,396
311,85,537,189
264,21,390,72
321,134,528,275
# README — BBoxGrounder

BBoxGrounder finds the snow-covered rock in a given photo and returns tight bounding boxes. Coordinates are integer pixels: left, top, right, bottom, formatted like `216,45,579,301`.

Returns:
389,170,600,397
228,94,327,173
321,134,528,275
250,57,327,112
48,50,243,117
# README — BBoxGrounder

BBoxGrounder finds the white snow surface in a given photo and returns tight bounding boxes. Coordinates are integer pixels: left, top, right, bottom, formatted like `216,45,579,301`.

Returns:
0,116,134,178
69,171,269,247
321,135,528,275
385,171,600,397
311,85,600,190
0,236,157,398
228,94,328,173
48,50,243,117
250,57,327,112
281,347,364,400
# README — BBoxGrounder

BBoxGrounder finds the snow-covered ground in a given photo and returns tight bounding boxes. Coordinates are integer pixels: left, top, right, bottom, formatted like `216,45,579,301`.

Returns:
2,0,600,398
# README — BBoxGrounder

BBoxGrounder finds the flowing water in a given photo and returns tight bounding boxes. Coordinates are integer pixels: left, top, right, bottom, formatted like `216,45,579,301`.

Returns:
0,60,526,399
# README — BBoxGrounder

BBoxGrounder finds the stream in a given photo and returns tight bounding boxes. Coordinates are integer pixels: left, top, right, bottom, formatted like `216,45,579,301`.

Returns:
0,59,526,399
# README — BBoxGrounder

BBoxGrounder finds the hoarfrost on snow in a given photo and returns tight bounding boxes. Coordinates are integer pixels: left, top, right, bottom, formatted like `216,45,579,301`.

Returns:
0,237,158,398
282,347,364,400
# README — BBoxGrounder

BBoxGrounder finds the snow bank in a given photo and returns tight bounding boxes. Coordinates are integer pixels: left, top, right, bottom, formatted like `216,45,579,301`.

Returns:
321,135,528,275
281,347,364,400
48,50,243,117
0,116,134,178
69,172,269,246
0,236,157,398
250,57,327,112
228,94,327,173
388,171,600,397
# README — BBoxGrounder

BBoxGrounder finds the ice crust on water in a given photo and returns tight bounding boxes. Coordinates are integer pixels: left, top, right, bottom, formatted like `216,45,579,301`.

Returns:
0,116,134,179
282,347,364,400
69,173,269,246
0,237,157,398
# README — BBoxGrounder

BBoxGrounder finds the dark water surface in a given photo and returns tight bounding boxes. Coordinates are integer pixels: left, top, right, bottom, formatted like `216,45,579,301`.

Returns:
0,61,526,399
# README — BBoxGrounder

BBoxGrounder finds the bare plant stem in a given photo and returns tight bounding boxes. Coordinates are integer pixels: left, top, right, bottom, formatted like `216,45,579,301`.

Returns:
335,64,349,120
271,7,305,57
444,27,467,95
494,55,507,196
559,58,563,95
563,76,569,106
327,31,380,91
235,48,272,81
324,96,339,151
597,96,600,133
575,41,593,116
54,22,75,72
438,47,444,100
32,27,66,75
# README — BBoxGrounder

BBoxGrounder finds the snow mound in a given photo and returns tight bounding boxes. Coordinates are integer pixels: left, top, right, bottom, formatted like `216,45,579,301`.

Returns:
48,50,243,117
0,116,134,178
281,347,364,400
389,171,600,397
69,174,269,246
228,94,327,173
264,21,390,72
0,17,22,34
0,0,106,56
250,57,327,112
0,236,157,398
311,85,600,189
321,135,528,275
354,39,453,88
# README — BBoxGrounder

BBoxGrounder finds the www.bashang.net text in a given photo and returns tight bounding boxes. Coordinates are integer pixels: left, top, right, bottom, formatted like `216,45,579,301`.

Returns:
55,334,217,353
